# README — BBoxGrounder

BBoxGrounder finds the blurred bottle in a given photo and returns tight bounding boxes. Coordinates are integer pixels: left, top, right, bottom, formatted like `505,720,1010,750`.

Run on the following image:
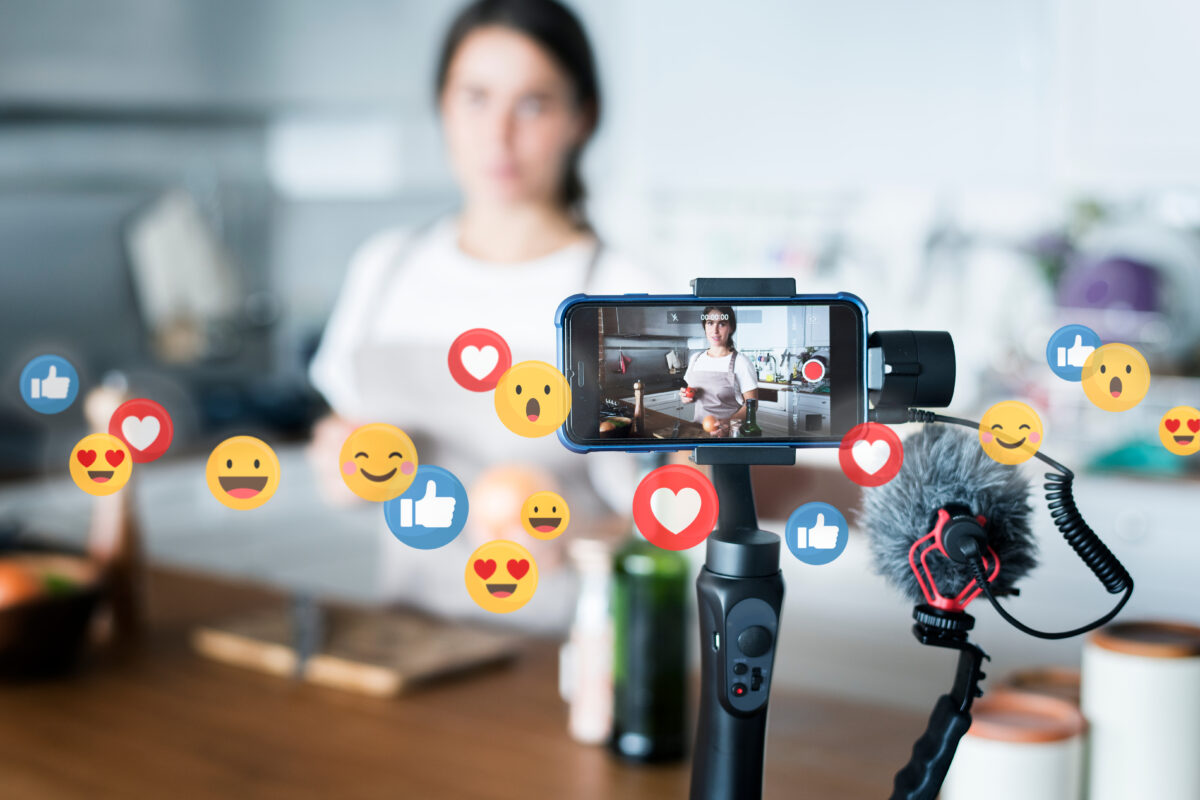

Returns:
632,380,645,436
559,538,614,744
84,380,145,641
610,459,689,762
741,397,763,437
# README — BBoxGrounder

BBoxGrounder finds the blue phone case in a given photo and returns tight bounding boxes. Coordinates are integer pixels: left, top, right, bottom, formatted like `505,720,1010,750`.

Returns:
554,292,869,454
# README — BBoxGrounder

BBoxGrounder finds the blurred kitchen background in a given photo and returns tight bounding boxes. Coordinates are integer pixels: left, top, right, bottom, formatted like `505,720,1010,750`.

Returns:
2,0,1200,710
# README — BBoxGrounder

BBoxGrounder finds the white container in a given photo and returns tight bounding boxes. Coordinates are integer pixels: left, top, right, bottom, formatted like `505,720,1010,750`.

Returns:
1082,620,1200,800
941,689,1086,800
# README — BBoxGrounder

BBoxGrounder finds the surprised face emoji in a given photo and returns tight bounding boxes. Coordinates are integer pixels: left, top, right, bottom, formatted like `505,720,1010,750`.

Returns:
1081,343,1150,412
493,361,572,438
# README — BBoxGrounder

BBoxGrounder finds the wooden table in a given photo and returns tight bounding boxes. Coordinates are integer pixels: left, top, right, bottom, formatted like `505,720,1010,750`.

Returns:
0,568,923,799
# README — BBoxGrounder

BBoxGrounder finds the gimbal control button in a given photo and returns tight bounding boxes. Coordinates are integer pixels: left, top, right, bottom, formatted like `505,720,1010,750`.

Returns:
737,625,772,657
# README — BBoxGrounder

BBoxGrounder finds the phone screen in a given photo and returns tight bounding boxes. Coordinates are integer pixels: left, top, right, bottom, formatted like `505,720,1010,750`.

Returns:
561,297,866,448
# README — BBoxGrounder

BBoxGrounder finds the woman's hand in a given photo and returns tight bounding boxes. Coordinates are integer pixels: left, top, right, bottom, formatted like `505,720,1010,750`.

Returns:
679,386,696,404
307,413,364,506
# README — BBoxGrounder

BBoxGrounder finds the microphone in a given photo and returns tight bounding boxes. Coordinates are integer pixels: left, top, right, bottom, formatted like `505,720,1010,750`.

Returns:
862,423,1038,607
858,419,1134,800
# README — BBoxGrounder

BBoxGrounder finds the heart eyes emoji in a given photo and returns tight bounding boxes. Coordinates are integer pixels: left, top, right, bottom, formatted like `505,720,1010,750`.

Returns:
1159,406,1200,456
465,541,538,613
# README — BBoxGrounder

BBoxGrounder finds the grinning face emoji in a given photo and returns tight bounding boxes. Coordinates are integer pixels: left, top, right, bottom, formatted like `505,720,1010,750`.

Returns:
1081,343,1150,412
1159,406,1200,456
520,490,570,540
978,401,1044,465
465,540,539,613
493,361,572,438
338,424,418,501
206,436,280,510
69,433,133,496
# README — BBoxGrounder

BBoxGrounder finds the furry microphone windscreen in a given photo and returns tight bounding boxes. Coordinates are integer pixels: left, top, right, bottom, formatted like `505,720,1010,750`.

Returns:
860,424,1039,603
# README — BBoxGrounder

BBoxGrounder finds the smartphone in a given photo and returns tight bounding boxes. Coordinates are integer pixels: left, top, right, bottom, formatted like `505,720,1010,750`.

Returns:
556,293,867,452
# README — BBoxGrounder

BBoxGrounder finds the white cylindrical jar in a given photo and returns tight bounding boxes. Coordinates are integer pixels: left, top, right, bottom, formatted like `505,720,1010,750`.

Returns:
1082,620,1200,800
941,689,1086,800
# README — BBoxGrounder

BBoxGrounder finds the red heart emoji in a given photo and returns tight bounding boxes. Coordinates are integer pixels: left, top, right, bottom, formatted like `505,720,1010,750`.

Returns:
1165,418,1181,433
1189,419,1200,433
76,449,97,467
506,559,530,580
473,559,496,580
105,449,125,467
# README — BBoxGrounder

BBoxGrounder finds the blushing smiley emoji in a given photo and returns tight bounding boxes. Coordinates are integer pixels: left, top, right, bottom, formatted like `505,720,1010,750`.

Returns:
338,423,418,502
1159,406,1200,456
520,490,570,540
493,361,572,438
1081,343,1150,412
206,436,281,510
978,401,1044,465
465,540,539,613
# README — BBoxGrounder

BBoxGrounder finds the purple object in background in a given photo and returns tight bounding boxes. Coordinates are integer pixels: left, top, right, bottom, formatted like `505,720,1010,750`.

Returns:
1057,257,1162,313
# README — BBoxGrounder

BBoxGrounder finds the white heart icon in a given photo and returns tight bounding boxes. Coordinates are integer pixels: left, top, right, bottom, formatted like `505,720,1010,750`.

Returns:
649,487,702,534
851,439,890,475
461,345,499,380
122,415,160,451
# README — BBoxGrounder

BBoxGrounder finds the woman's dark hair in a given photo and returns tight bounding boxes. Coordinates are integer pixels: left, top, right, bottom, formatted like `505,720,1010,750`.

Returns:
435,0,600,228
701,306,737,348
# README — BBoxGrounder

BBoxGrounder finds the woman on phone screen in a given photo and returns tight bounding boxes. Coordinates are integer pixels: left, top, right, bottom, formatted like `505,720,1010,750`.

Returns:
679,306,758,425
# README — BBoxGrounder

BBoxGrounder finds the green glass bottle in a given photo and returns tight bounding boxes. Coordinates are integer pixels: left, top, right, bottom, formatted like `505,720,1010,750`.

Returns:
610,532,689,762
741,397,763,437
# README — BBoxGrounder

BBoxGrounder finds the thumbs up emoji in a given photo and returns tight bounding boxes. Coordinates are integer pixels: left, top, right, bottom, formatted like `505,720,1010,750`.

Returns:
1058,335,1096,368
31,364,72,400
798,513,840,550
398,480,457,528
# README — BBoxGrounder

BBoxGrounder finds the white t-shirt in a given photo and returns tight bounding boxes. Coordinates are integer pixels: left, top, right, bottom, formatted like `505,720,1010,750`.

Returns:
683,351,759,405
308,217,663,629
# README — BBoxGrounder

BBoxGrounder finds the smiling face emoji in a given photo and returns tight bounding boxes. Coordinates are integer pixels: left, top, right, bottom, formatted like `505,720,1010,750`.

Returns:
1081,343,1150,412
338,424,418,501
1160,406,1200,456
493,361,572,438
520,491,570,540
206,436,280,510
465,540,539,613
978,401,1044,465
70,433,133,496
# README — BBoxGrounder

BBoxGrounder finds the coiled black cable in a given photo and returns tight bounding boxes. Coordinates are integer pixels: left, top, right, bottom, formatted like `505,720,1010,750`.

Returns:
880,408,1135,639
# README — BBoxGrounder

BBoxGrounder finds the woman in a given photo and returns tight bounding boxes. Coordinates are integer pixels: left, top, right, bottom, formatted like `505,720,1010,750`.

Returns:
307,0,657,630
679,306,758,424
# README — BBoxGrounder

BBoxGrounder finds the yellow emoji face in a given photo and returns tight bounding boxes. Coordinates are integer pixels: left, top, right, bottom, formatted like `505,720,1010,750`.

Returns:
206,436,280,510
1081,343,1150,412
70,433,133,496
978,401,1044,465
493,361,572,438
520,491,570,540
465,540,539,613
338,424,418,501
1159,406,1200,456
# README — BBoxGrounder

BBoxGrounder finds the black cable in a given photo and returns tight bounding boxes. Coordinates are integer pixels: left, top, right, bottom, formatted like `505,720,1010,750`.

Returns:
884,407,1135,639
968,556,1133,640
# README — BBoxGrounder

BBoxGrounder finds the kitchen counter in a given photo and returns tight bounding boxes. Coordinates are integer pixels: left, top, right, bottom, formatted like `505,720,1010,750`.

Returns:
0,565,924,799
